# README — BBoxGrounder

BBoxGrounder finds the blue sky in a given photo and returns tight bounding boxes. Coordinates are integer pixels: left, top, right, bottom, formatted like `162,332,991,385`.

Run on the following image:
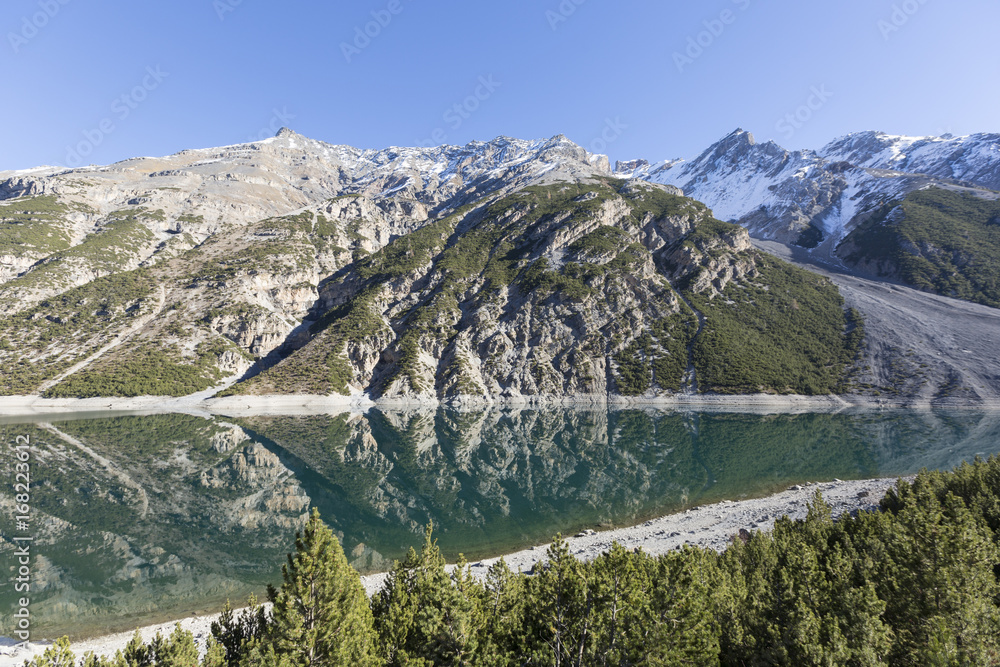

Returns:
2,0,998,170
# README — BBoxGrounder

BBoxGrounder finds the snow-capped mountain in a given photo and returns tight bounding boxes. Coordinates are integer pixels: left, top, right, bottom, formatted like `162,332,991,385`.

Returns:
619,129,1000,251
4,127,1000,407
819,131,1000,190
4,125,997,261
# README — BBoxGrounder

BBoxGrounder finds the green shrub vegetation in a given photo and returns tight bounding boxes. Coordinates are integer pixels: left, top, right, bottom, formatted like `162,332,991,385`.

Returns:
682,217,744,255
392,332,427,393
192,240,311,284
568,225,630,257
613,310,700,395
58,219,156,271
620,181,712,223
0,269,158,395
841,187,1000,308
614,333,654,395
189,212,324,285
356,216,459,281
175,213,205,225
223,181,861,400
29,456,1000,666
44,339,232,398
0,194,73,256
518,257,593,300
105,207,166,223
314,214,339,238
688,254,860,395
227,288,390,397
0,207,162,294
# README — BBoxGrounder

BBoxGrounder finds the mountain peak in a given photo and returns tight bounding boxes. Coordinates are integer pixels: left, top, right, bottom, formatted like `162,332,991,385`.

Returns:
724,128,756,145
688,128,760,168
275,127,298,138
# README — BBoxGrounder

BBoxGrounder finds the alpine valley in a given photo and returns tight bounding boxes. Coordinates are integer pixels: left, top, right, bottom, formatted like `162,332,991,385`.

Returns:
2,128,999,406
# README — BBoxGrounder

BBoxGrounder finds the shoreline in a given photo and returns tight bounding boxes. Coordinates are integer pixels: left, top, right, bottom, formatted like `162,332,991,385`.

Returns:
0,476,908,665
2,391,997,420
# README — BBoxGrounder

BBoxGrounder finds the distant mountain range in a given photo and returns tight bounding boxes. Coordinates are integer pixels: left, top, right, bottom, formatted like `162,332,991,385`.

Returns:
0,127,997,404
618,129,1000,248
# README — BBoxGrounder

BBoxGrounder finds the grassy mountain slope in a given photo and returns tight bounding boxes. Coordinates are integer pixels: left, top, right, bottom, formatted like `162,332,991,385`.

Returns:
37,210,362,398
0,195,378,396
227,180,861,399
838,187,1000,308
0,178,861,400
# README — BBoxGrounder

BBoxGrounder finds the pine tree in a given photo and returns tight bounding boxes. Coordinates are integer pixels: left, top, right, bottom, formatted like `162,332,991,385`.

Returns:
722,493,891,666
645,546,723,667
147,626,199,666
266,508,379,666
23,637,77,667
209,595,269,666
119,630,153,666
519,535,593,666
879,482,1000,665
479,558,527,667
200,638,227,667
587,543,652,666
371,523,482,666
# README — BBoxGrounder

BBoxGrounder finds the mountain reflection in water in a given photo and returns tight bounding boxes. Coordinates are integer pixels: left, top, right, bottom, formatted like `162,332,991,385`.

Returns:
1,408,998,639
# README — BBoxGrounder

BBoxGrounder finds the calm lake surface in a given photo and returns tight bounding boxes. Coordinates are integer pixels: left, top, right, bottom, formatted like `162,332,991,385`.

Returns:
2,408,999,639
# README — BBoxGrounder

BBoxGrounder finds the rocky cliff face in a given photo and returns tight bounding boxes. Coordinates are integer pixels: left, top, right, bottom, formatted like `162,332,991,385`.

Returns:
7,127,970,401
0,132,629,399
228,179,855,401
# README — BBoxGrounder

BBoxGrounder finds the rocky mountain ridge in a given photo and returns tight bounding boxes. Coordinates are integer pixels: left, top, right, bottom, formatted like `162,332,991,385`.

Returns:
2,127,997,405
618,129,1000,254
224,179,852,402
0,130,607,309
818,131,1000,190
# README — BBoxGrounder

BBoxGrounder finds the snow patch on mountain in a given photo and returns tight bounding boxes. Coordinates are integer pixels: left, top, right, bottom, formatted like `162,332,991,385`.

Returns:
820,131,1000,190
618,128,1000,249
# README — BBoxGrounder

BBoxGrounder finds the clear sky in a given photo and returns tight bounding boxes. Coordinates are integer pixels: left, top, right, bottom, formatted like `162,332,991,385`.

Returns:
2,0,998,171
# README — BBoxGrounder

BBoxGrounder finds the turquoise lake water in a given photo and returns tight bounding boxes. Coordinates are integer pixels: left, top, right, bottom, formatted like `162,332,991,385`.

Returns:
1,408,999,639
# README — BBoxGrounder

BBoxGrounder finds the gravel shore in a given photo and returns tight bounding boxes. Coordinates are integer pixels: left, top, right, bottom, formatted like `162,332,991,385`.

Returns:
0,475,908,665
